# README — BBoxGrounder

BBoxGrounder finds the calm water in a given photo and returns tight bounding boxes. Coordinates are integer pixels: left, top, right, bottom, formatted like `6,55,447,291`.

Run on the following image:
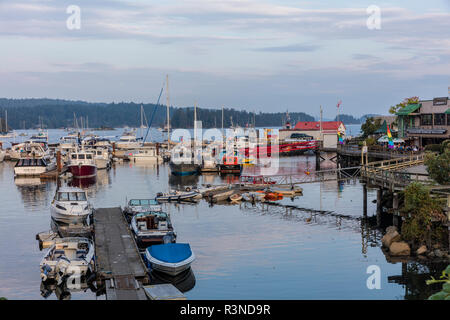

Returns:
0,128,444,300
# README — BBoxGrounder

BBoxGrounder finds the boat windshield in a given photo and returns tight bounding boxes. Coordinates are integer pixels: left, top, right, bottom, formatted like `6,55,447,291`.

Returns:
129,199,159,206
57,192,87,201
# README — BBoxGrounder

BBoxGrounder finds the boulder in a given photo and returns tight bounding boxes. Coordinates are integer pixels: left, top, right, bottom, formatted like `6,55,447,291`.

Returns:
434,249,444,258
416,245,427,256
382,228,401,248
389,241,411,256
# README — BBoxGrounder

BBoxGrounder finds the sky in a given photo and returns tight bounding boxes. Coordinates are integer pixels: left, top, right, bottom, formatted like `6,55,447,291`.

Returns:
0,0,449,118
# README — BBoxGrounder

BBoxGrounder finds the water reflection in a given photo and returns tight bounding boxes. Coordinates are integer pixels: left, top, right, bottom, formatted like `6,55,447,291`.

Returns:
169,174,199,190
149,268,196,294
40,278,99,300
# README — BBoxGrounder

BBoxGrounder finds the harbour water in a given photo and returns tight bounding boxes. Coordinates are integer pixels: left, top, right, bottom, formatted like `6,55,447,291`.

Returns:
0,128,445,300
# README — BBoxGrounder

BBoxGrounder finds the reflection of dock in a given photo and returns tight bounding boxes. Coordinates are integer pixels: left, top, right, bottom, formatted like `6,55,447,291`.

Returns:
94,207,148,300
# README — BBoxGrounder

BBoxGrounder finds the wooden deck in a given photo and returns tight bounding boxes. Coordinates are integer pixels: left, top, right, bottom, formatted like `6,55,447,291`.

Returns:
94,207,149,300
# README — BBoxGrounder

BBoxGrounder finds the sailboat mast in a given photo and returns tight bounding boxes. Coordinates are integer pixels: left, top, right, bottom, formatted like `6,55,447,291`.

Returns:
140,104,144,138
166,74,170,150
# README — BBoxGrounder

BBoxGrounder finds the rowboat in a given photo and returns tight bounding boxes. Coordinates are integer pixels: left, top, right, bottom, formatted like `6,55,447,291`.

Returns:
156,190,201,202
145,243,195,276
229,193,243,202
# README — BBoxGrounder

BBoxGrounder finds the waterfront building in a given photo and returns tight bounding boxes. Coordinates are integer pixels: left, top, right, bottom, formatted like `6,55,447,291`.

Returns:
396,92,450,147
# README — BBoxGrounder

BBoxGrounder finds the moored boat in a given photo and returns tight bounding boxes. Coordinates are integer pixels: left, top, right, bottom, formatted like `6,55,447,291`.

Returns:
50,187,92,224
40,237,94,283
14,158,56,177
145,243,195,276
131,211,176,248
156,190,200,202
124,198,162,222
68,150,97,178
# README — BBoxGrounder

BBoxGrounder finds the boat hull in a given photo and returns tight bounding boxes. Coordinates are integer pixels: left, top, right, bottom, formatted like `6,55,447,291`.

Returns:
169,162,199,176
145,244,195,276
50,207,91,225
68,164,97,178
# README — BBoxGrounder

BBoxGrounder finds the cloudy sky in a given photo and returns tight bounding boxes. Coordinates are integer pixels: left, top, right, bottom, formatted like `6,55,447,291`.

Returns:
0,0,449,118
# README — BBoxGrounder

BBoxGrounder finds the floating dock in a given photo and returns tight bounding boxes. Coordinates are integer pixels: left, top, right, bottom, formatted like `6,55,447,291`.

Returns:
94,207,149,300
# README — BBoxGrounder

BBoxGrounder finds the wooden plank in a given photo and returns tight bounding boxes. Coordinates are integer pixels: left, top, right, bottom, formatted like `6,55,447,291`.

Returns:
143,284,186,300
94,207,147,280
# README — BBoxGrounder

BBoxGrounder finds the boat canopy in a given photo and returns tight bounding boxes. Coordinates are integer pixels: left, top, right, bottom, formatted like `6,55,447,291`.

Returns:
147,243,192,263
136,211,167,219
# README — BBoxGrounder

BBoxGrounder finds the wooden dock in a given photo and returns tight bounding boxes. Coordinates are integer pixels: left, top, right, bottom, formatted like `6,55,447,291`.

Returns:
94,207,149,300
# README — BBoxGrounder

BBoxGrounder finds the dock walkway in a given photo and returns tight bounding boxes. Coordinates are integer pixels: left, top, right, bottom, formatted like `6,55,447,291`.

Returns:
94,207,148,300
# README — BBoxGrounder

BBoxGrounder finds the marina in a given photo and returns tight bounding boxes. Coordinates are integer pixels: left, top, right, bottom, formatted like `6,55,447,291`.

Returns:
0,126,448,300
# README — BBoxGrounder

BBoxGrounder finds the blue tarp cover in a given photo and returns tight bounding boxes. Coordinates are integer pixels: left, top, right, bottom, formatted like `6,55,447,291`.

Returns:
148,243,192,263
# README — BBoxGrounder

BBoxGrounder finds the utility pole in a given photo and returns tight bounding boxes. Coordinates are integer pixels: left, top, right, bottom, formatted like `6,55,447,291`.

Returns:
320,105,323,141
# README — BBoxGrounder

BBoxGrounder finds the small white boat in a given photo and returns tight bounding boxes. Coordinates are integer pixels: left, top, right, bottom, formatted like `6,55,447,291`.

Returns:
145,243,195,276
156,190,200,202
206,189,235,202
90,148,111,169
0,149,5,162
50,187,92,224
40,237,94,283
116,131,141,150
124,198,162,222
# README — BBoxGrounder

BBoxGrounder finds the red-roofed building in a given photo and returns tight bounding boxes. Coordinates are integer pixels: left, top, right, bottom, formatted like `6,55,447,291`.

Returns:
279,121,346,150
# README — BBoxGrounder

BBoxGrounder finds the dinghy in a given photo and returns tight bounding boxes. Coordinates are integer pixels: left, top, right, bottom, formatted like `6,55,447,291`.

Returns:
229,193,243,202
155,190,200,202
145,243,195,276
40,237,94,283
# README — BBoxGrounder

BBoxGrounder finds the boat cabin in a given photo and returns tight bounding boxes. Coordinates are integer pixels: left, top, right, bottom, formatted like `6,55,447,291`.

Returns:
15,158,48,167
54,188,88,202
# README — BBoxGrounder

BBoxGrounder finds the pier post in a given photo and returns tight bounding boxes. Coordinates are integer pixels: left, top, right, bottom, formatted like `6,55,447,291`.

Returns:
363,183,367,219
393,192,399,228
315,150,320,171
376,188,383,227
112,142,116,157
56,150,62,173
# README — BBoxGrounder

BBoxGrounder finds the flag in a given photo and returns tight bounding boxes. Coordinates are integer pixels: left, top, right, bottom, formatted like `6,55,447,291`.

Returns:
337,100,342,109
387,125,394,149
337,130,344,145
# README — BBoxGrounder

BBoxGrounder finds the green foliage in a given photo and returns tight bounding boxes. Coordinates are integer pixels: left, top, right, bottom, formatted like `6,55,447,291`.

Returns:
0,99,315,129
400,183,446,244
425,144,450,185
360,117,382,138
424,144,442,152
427,265,450,300
365,137,376,146
0,297,7,300
389,96,420,114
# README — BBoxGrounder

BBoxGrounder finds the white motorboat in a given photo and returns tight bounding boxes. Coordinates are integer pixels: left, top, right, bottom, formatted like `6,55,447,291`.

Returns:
131,211,176,248
59,135,79,150
9,141,51,161
116,131,141,150
40,237,94,283
0,149,5,162
124,198,162,222
51,187,92,224
90,147,111,169
128,147,163,163
14,158,56,177
145,243,195,276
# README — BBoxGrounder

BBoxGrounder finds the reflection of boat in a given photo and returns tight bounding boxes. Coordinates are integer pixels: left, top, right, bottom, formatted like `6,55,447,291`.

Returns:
50,187,92,224
14,176,45,186
40,275,98,300
149,268,196,293
69,176,97,188
131,211,176,248
145,243,195,276
168,173,199,189
40,237,94,283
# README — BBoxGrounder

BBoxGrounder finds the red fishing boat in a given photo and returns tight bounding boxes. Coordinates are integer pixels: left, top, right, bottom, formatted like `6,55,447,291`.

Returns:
68,150,97,178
